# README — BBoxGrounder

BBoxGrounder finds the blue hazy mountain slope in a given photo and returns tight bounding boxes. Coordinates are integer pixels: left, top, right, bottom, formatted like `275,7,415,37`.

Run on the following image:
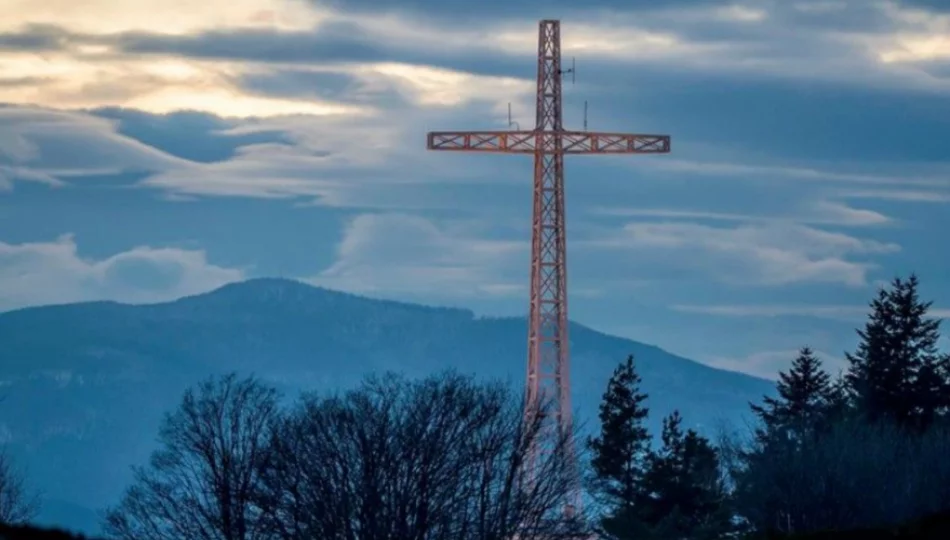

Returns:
0,278,774,534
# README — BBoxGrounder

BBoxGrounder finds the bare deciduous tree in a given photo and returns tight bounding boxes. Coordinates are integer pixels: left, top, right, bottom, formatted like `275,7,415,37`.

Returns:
0,448,39,525
256,371,589,540
103,373,281,540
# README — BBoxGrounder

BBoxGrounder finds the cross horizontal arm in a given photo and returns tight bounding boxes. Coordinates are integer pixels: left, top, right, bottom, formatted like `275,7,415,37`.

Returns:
427,130,670,154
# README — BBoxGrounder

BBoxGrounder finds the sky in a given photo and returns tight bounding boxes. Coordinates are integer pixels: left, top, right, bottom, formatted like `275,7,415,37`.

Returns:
0,0,949,380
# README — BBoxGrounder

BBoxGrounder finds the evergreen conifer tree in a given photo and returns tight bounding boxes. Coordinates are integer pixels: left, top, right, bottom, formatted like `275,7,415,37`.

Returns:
637,412,732,540
750,347,834,444
845,274,949,430
588,355,651,539
824,370,851,424
735,348,837,534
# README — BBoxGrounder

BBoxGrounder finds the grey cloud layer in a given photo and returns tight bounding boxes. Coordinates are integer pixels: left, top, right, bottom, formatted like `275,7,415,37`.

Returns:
2,0,949,374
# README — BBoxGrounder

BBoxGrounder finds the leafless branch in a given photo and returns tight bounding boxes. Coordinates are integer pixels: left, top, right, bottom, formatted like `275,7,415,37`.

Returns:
256,370,590,540
103,373,281,540
0,447,40,525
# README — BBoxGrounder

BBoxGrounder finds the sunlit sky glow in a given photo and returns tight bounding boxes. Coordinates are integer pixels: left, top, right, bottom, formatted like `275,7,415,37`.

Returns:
2,0,950,379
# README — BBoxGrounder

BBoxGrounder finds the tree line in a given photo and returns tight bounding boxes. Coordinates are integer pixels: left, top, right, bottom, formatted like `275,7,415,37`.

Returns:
2,274,949,539
103,372,588,540
589,275,950,539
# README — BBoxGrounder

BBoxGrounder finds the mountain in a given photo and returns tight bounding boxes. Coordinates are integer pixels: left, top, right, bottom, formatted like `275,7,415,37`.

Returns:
0,278,775,535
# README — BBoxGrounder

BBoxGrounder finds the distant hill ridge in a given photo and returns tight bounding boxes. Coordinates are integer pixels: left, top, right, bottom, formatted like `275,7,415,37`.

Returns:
0,278,774,535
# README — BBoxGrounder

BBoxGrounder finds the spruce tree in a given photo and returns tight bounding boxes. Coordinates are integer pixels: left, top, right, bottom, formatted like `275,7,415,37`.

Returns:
845,274,948,430
824,370,851,424
736,348,837,535
750,347,834,444
638,412,732,540
912,354,950,429
588,355,651,538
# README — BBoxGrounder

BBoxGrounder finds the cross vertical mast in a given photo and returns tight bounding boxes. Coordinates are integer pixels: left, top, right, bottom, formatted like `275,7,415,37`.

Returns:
525,19,574,508
425,19,671,520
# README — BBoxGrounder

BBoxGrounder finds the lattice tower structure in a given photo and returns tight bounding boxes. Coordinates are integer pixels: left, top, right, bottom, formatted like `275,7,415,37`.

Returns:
426,19,671,518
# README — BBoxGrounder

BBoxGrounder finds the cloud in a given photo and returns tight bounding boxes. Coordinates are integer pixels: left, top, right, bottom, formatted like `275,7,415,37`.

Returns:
673,302,950,321
671,303,868,321
592,199,891,226
0,104,528,207
899,0,950,12
136,115,436,201
0,0,947,390
131,83,543,202
90,108,293,163
0,5,536,118
579,221,899,286
103,10,724,66
0,46,365,117
310,213,526,300
0,106,389,203
0,166,61,189
2,0,949,187
0,24,68,51
835,187,950,202
706,347,848,380
4,0,950,126
307,0,948,88
140,142,343,199
1,0,325,35
88,0,950,92
639,158,948,187
0,1,946,314
871,1,950,63
0,107,186,179
0,235,244,312
318,0,724,20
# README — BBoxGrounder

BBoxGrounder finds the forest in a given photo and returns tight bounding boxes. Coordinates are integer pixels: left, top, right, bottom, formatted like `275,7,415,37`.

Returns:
2,274,950,539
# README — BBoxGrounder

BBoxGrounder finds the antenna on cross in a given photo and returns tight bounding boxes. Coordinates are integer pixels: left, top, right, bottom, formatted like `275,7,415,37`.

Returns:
507,102,520,130
558,57,575,85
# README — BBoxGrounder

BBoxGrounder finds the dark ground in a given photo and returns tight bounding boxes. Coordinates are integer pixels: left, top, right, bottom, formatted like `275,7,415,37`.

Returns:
4,508,950,539
0,523,100,540
749,508,950,539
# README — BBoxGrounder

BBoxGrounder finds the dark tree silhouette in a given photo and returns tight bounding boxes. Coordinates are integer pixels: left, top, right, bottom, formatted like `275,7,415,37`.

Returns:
750,347,834,445
845,275,949,430
636,412,732,540
0,448,40,525
103,373,281,540
255,371,588,540
729,281,950,537
586,355,652,540
734,348,838,535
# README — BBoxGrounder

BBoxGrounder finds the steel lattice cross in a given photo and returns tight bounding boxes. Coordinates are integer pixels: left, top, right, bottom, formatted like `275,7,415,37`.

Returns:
426,19,671,517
